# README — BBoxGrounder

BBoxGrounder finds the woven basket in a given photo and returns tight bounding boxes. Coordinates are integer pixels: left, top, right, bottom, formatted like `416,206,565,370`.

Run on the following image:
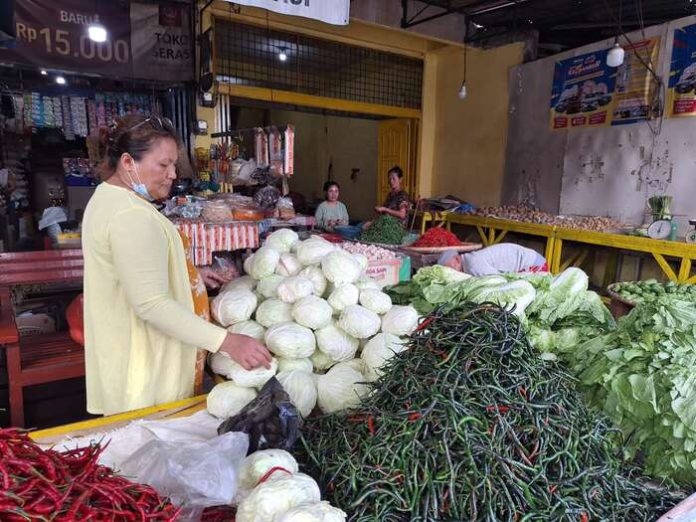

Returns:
606,284,637,320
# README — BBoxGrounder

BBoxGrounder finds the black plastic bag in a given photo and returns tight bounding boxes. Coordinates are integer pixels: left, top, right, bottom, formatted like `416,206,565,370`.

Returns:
217,377,302,454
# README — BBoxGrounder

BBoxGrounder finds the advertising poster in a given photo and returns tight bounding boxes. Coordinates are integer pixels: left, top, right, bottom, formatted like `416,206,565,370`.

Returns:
550,39,661,130
669,23,696,117
550,50,616,130
612,37,660,125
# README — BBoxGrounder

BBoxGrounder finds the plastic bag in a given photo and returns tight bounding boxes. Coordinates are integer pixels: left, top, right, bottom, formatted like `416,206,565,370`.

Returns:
120,431,249,521
218,377,302,454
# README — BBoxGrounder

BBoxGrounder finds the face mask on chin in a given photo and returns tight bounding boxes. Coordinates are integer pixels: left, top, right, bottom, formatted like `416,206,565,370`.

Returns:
125,161,155,202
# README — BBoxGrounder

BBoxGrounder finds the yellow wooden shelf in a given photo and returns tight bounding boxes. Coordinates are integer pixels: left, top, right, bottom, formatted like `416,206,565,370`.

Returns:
419,213,696,283
31,395,208,444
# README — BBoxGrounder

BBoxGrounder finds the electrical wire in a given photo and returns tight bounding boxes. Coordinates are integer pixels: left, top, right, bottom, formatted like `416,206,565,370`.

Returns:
600,0,664,138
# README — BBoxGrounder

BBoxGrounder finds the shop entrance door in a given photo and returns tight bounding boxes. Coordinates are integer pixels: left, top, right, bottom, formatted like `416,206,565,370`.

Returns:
377,119,415,207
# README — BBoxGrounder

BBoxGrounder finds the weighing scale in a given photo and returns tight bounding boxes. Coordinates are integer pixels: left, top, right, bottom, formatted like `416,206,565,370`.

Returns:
646,195,676,241
647,219,672,240
686,220,696,244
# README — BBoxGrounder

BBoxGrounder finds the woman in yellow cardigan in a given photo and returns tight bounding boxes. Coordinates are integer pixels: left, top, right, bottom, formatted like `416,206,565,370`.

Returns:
82,115,271,416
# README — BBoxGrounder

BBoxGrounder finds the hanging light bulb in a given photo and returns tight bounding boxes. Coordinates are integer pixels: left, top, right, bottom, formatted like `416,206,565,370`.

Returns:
458,81,467,100
55,76,67,85
40,69,48,76
607,41,625,67
278,47,288,62
88,23,108,43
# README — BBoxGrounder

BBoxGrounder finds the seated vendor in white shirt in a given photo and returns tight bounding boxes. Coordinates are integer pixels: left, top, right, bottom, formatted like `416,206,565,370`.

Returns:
437,243,548,276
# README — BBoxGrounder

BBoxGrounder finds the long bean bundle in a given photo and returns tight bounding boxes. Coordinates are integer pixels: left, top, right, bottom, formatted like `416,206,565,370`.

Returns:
299,303,682,521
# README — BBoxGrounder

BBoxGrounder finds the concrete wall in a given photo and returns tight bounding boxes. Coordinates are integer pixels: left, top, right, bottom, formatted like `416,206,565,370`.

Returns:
503,15,696,236
426,43,524,205
231,106,379,221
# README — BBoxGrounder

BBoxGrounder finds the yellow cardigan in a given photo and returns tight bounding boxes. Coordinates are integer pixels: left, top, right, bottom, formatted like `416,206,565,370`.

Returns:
82,183,227,415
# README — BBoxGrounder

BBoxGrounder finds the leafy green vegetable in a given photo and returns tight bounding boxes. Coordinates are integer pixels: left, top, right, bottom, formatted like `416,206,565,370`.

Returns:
565,296,696,484
359,216,406,244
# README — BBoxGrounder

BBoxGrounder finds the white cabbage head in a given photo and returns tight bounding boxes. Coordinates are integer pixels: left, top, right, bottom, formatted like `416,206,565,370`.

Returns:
277,276,314,304
359,290,393,315
381,305,419,336
249,246,281,280
265,322,316,358
207,381,257,419
211,289,258,327
338,305,381,339
222,275,256,293
315,322,359,362
276,370,318,418
296,238,335,266
228,320,266,342
299,266,328,297
327,284,359,313
239,449,299,491
361,333,408,382
235,473,321,522
255,299,293,328
277,357,313,373
311,350,336,372
317,365,370,414
276,253,303,277
292,296,333,330
257,275,285,299
321,250,362,285
209,352,278,388
265,228,299,254
278,502,347,522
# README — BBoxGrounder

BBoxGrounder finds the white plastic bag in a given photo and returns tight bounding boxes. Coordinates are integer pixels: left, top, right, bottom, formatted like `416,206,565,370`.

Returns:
120,431,249,519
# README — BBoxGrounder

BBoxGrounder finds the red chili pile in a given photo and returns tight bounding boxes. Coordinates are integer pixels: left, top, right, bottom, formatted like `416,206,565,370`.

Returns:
0,428,180,521
412,227,462,247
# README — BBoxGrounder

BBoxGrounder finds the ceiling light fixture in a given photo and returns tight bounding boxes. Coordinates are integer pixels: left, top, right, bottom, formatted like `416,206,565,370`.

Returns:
458,20,468,100
606,0,624,67
40,69,48,76
278,47,288,62
88,23,108,43
55,76,67,85
607,41,625,67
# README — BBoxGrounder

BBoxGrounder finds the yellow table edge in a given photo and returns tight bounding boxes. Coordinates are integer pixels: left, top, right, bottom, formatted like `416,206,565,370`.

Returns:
30,395,208,442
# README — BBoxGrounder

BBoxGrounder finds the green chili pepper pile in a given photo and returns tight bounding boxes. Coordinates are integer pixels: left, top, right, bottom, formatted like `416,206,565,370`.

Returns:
299,303,683,521
359,216,406,245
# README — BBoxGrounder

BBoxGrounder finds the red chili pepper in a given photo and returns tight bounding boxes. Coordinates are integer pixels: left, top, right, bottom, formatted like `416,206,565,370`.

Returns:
486,404,510,414
416,317,434,332
408,412,422,422
367,416,376,435
549,485,558,494
519,387,527,400
580,512,589,522
413,227,462,248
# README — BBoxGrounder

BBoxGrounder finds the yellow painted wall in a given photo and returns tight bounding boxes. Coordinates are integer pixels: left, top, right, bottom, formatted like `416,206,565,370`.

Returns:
427,43,524,205
194,1,523,207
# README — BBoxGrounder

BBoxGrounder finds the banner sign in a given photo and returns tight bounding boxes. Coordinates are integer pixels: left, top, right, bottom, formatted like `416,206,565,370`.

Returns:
224,0,349,26
550,38,660,130
0,0,193,83
668,23,696,117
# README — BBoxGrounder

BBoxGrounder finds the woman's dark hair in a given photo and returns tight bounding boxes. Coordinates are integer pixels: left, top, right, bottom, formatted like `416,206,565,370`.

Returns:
100,114,179,179
323,180,340,192
388,166,403,179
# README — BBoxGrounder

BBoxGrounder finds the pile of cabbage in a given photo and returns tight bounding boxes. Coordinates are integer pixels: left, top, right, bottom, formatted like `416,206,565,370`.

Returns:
207,229,420,420
233,448,346,522
388,265,615,355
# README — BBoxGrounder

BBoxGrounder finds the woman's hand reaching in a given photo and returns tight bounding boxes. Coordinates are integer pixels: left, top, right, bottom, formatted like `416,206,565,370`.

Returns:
219,333,273,370
198,266,238,290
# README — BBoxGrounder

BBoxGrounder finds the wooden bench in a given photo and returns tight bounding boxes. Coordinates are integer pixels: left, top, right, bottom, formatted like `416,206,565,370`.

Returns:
0,250,85,427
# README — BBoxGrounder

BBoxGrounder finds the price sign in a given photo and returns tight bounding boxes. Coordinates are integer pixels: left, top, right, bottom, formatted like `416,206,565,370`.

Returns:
0,0,193,82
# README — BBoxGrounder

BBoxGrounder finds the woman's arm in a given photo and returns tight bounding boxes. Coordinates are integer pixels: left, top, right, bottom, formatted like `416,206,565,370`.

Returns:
314,203,326,230
339,203,350,226
380,206,407,221
110,208,228,352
